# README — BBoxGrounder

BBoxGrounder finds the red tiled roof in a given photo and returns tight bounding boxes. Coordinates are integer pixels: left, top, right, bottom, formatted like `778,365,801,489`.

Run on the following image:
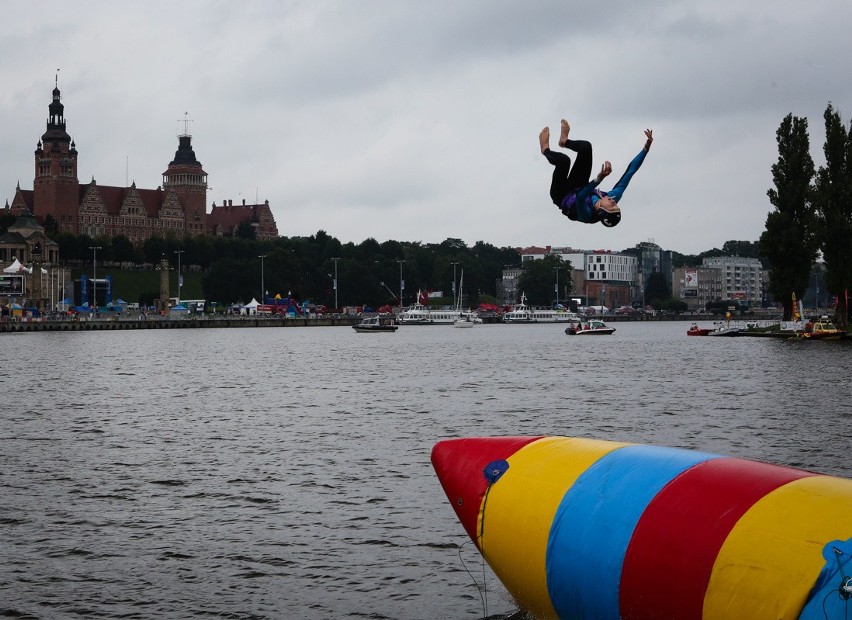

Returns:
208,203,257,234
79,183,165,218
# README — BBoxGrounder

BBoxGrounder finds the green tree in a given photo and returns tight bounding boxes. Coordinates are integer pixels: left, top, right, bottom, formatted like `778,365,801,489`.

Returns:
43,214,60,237
644,271,669,306
759,114,818,320
202,258,256,304
518,255,570,306
235,221,256,240
814,104,852,326
111,235,141,264
721,240,761,259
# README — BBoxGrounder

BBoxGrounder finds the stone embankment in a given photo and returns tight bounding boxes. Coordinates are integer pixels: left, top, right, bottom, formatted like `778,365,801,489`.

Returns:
0,316,359,333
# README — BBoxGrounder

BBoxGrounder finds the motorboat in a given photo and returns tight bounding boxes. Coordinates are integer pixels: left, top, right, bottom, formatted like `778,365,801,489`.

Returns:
565,319,616,335
687,323,713,336
352,315,398,333
706,323,742,337
798,315,845,340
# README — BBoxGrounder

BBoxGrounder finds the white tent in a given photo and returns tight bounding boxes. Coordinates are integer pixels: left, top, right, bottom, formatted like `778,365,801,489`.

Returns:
2,259,46,274
3,258,24,273
241,298,260,315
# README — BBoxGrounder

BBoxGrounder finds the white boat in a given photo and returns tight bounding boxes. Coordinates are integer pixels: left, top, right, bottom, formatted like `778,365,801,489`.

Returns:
352,315,398,333
503,293,580,324
565,319,616,335
397,290,461,325
452,271,476,328
453,315,475,328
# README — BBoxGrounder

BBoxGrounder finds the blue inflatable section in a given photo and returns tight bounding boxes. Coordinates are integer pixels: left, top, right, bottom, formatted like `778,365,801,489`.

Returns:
798,538,852,619
545,444,718,619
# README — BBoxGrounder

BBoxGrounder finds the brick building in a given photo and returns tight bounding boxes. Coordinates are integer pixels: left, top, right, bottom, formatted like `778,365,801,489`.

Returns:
7,81,278,243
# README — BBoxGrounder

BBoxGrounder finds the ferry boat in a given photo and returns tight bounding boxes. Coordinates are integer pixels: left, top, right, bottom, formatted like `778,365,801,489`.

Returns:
397,295,461,325
503,293,580,324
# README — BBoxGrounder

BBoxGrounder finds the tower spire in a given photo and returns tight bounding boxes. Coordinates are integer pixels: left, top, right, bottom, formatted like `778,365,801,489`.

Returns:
178,111,192,137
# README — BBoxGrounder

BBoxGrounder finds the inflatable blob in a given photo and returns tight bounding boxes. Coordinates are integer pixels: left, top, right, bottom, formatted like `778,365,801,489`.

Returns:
431,436,852,619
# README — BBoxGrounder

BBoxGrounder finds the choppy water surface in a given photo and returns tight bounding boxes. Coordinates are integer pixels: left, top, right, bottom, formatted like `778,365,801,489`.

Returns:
1,322,850,618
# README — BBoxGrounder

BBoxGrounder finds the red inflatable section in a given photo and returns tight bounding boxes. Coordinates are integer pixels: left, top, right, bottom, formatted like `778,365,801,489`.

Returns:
619,457,816,619
431,436,541,547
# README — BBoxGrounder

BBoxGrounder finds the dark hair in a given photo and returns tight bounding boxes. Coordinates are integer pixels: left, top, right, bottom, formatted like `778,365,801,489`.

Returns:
600,211,621,227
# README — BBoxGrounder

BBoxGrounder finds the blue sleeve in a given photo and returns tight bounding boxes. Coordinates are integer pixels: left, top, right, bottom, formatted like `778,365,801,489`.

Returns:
574,180,601,222
607,149,647,203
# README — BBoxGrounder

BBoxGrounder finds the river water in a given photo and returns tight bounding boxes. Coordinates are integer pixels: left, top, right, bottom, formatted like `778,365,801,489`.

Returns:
1,322,850,618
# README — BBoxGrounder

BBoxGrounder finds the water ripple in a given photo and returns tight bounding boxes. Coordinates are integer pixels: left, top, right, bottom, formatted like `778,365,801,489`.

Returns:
1,323,849,618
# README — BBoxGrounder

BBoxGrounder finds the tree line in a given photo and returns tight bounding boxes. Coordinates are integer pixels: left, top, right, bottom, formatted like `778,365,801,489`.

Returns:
760,104,852,325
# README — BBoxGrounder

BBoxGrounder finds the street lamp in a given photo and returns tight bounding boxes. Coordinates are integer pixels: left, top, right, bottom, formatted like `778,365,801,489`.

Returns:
397,259,405,310
89,245,101,313
258,255,267,303
173,250,185,302
331,257,340,310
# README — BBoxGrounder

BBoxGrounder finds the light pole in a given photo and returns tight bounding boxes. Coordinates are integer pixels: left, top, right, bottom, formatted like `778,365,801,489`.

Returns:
331,257,340,310
397,259,405,310
450,261,459,304
555,266,560,307
89,246,101,313
173,250,185,302
258,255,267,303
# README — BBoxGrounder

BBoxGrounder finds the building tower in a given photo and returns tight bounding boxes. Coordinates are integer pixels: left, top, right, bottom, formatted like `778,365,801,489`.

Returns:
162,118,208,237
32,77,80,233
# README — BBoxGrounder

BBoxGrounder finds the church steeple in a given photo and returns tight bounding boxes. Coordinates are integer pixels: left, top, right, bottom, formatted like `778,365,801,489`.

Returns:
42,75,72,150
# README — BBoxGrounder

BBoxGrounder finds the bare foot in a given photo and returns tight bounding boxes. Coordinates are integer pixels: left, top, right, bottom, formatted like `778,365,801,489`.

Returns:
539,127,550,153
558,119,570,147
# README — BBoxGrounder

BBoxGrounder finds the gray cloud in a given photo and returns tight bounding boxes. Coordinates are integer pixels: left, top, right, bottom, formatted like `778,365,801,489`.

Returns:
2,0,851,254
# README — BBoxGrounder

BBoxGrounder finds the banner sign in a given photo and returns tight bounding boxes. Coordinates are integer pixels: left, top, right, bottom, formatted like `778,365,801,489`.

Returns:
0,274,25,296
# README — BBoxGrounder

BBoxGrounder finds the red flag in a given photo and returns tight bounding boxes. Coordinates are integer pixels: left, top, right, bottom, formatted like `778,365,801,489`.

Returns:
419,290,429,306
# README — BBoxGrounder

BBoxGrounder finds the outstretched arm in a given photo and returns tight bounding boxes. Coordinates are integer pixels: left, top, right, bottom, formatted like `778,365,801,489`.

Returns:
606,133,652,202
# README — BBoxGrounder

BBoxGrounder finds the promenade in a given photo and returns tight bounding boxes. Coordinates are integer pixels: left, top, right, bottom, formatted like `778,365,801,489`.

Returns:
0,315,359,333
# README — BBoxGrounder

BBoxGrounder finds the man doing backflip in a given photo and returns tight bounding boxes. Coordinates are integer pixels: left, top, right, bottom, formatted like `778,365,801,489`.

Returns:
540,120,653,227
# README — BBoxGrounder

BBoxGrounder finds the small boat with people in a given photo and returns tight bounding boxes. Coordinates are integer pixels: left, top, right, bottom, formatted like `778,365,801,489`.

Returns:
687,323,713,336
352,315,399,333
565,319,616,335
798,315,846,340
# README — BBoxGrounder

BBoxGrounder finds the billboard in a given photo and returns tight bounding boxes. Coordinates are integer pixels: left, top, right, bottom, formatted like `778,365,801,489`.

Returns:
0,274,25,296
684,269,698,288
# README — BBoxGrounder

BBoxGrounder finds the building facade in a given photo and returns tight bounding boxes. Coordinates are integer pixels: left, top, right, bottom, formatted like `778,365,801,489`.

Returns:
673,266,724,311
7,81,278,243
510,245,638,308
583,250,637,308
674,256,764,309
701,256,763,306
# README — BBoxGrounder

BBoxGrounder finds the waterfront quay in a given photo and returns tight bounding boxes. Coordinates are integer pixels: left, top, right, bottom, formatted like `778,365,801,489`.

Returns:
0,315,360,333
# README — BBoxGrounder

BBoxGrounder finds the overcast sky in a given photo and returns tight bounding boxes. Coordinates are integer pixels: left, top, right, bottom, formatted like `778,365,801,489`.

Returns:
2,1,850,255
